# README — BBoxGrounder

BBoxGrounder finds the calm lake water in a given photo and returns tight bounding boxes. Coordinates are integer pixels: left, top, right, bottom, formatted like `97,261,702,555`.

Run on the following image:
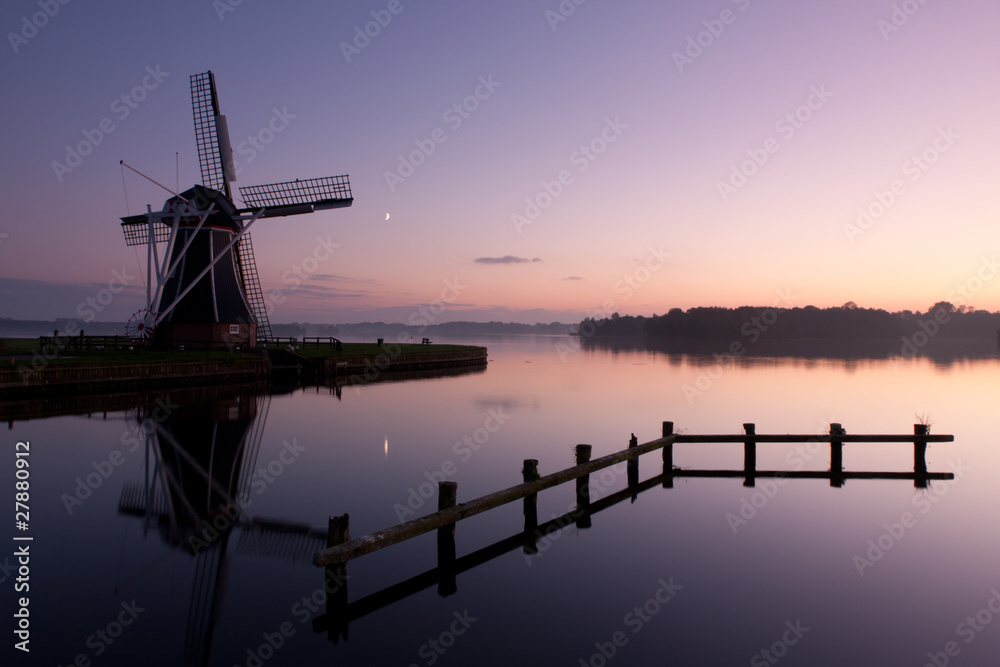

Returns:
6,335,1000,666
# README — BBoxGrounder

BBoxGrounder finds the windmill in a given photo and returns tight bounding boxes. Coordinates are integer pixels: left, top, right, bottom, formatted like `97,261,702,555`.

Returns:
120,71,353,347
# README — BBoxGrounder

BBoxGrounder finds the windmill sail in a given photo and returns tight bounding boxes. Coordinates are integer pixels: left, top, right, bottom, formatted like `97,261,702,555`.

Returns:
235,234,272,341
190,71,232,197
238,175,353,217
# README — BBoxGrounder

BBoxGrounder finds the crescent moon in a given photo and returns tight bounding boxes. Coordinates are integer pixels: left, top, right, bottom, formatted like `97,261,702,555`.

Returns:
385,212,390,220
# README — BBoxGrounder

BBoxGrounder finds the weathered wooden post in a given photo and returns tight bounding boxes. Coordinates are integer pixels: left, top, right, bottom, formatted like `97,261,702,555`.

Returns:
830,423,845,488
914,424,929,488
575,444,592,529
437,481,458,596
662,421,674,488
325,513,350,643
522,459,539,553
627,433,639,501
743,423,756,488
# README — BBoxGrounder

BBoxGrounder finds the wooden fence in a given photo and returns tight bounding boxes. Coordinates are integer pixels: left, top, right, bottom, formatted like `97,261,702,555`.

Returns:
314,421,954,567
309,420,954,641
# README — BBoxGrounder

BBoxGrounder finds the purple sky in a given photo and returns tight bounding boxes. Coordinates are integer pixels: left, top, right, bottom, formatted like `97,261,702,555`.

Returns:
1,0,998,324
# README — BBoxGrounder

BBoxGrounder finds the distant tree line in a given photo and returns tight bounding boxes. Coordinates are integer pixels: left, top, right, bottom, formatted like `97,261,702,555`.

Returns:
576,302,1000,341
273,320,571,338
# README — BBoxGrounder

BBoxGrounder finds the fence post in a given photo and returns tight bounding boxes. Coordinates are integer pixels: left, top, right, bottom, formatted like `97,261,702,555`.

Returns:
743,423,756,488
437,481,458,596
325,514,350,643
575,445,592,529
914,424,929,488
830,423,845,488
522,459,539,553
662,421,674,488
627,433,639,501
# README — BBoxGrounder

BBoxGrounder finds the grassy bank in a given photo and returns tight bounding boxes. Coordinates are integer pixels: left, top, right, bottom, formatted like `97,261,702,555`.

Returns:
291,342,483,360
0,337,484,366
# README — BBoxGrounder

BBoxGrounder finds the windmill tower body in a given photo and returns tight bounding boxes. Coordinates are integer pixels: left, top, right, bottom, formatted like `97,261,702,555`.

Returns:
155,185,258,347
119,71,352,348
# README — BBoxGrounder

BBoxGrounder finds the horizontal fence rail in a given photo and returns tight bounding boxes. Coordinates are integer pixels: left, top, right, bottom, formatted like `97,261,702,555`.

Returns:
673,434,953,443
313,421,954,567
314,434,675,566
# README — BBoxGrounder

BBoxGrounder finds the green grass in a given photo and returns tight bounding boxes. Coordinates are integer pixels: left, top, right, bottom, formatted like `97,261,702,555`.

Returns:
0,337,484,366
0,337,254,366
284,342,484,360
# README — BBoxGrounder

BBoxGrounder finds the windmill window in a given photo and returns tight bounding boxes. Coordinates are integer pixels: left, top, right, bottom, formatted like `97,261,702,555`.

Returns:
230,324,240,334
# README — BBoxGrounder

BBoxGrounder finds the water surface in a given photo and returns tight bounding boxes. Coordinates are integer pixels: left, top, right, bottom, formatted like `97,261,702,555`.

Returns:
6,335,1000,666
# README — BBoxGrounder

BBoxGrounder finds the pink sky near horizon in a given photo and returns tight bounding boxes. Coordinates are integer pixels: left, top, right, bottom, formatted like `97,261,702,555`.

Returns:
1,0,998,324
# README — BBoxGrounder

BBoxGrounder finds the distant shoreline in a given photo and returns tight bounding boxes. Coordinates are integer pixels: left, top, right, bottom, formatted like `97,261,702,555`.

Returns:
0,318,573,339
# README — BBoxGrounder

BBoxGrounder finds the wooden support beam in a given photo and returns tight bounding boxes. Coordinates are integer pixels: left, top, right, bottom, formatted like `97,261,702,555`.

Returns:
575,444,593,529
437,482,457,596
522,459,539,553
627,433,639,500
313,433,677,566
662,421,674,488
914,423,929,488
743,423,756,488
324,513,349,643
830,423,845,488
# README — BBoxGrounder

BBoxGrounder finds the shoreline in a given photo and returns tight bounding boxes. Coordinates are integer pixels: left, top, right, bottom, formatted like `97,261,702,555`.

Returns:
0,342,488,401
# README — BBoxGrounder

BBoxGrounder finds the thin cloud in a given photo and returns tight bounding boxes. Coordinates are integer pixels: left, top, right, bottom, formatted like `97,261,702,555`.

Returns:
563,276,583,281
474,256,542,265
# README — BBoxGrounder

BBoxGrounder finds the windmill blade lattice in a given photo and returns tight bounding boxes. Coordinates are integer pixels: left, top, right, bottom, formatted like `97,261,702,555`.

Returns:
235,234,272,341
190,71,233,196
